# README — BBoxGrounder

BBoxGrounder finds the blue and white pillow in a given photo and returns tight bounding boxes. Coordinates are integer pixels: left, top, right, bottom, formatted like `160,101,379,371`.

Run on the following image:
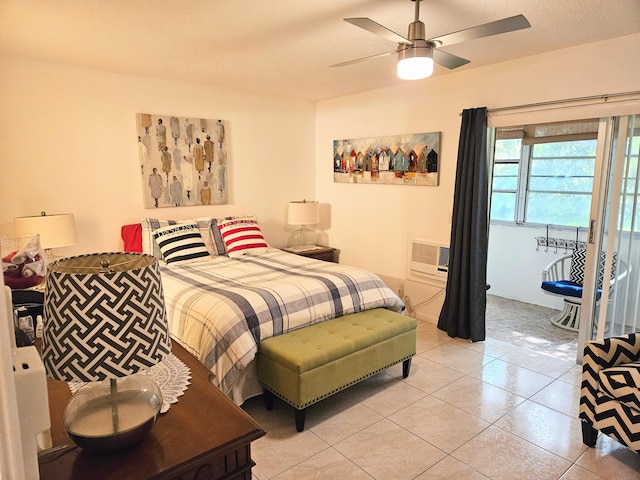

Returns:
153,223,210,264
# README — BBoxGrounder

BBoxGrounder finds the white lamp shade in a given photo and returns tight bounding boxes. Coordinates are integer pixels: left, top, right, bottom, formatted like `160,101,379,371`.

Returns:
288,201,320,226
14,213,78,250
42,253,171,382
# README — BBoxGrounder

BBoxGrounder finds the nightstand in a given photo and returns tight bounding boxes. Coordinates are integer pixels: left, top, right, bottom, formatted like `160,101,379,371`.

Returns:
38,342,265,480
283,246,337,263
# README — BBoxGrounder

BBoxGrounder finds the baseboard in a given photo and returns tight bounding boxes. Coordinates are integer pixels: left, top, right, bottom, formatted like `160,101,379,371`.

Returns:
409,311,438,324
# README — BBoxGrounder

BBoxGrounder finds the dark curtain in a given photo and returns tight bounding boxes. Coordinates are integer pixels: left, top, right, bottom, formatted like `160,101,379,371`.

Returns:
437,107,489,342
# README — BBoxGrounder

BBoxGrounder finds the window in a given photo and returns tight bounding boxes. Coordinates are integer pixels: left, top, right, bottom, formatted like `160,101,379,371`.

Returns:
526,140,596,226
618,131,640,231
490,120,598,227
491,139,522,222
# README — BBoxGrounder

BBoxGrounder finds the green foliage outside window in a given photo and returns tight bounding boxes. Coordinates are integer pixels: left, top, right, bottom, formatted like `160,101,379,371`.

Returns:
491,130,639,229
491,138,597,226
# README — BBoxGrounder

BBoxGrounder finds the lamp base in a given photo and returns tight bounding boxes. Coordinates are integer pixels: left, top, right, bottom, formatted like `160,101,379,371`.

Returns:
288,226,316,250
64,374,162,452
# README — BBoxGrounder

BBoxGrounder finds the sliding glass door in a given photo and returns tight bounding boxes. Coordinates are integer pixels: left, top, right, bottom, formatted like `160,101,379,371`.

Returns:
578,114,640,358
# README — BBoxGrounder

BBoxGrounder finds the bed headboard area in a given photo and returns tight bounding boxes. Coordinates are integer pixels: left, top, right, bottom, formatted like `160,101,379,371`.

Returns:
121,216,269,262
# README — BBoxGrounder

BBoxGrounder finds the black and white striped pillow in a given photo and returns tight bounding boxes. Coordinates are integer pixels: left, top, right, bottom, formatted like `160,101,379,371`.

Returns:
153,223,210,264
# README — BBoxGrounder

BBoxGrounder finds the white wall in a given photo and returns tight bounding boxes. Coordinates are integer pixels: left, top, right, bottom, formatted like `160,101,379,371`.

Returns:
0,57,316,256
315,33,640,320
1,34,639,322
487,224,581,309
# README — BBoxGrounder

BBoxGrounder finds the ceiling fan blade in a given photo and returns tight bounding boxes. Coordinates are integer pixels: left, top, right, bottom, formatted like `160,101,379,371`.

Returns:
330,50,396,68
432,49,470,70
429,14,530,48
344,17,412,45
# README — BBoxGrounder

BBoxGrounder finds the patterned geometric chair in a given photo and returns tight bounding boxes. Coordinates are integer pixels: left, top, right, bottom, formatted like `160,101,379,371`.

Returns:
541,249,625,332
580,333,640,452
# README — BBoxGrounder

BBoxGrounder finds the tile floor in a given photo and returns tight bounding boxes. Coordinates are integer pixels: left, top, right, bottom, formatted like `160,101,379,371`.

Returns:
243,316,640,479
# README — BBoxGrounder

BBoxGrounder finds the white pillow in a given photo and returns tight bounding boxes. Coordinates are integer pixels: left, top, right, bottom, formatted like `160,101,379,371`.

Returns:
217,216,268,258
152,223,210,264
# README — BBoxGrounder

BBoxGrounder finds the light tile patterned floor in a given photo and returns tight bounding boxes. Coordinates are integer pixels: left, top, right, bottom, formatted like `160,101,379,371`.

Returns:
244,298,640,479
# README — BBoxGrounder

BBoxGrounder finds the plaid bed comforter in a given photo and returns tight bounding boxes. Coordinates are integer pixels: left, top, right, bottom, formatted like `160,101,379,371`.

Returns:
160,249,405,396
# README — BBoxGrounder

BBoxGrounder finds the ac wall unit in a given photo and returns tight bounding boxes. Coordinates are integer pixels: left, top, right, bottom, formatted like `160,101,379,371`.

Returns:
408,238,450,282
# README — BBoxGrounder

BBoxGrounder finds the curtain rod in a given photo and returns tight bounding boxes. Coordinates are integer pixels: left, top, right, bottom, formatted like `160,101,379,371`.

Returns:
459,91,640,116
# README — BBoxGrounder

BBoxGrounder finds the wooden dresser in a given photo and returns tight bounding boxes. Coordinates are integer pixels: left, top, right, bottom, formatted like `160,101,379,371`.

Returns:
38,342,265,479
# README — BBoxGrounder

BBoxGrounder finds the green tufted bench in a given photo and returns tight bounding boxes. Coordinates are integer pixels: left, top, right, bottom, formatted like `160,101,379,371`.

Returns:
257,308,417,431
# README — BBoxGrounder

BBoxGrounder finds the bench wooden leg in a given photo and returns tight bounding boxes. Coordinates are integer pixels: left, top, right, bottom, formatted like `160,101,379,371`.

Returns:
263,389,274,411
295,408,307,432
402,358,412,378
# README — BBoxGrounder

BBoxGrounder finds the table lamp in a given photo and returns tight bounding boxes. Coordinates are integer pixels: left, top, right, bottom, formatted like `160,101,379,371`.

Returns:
42,252,171,452
14,212,78,259
287,200,320,251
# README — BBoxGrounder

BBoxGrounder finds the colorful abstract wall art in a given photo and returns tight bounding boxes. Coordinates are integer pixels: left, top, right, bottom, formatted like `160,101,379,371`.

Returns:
333,131,440,185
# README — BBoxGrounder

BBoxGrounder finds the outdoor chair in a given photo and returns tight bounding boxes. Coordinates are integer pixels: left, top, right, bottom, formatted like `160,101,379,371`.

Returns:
541,248,627,331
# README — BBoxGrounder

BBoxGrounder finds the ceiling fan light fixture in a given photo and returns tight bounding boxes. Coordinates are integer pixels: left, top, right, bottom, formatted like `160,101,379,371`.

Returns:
397,42,433,80
338,2,530,79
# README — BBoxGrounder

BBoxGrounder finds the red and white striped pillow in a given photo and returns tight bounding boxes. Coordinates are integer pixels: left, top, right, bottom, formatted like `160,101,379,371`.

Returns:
217,216,268,258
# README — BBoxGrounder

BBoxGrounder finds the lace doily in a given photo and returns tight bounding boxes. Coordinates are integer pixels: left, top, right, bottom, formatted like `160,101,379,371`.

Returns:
68,353,191,414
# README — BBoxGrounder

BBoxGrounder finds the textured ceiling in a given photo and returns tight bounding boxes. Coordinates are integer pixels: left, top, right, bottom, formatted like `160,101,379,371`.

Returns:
1,0,639,101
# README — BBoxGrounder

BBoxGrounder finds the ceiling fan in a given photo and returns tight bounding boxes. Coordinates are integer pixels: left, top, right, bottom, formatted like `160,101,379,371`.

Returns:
332,0,531,80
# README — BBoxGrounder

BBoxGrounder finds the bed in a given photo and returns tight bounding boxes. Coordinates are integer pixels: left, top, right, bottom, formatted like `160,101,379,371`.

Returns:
122,216,405,405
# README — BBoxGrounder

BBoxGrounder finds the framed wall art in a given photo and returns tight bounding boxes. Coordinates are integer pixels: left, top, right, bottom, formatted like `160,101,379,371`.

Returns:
137,113,228,208
333,131,440,186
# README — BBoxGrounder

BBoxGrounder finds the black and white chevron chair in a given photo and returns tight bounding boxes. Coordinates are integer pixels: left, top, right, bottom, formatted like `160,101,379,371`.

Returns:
580,333,640,452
